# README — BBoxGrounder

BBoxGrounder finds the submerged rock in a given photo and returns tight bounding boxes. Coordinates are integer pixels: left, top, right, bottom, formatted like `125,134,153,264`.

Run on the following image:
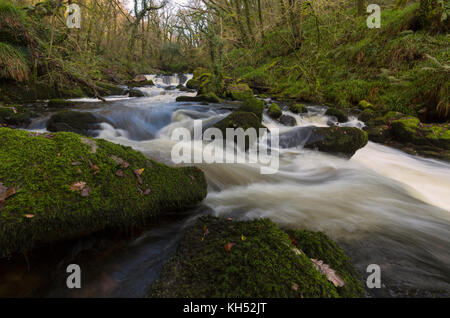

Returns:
150,216,364,298
0,128,207,257
47,111,101,137
280,126,368,158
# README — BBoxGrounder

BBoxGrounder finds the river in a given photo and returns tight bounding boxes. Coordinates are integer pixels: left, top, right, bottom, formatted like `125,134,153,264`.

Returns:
2,74,449,298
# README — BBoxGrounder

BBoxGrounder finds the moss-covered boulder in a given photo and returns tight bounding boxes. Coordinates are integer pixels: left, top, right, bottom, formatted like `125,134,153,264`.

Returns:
239,97,265,122
391,117,450,149
213,112,266,150
185,79,200,90
358,100,375,110
358,109,376,123
268,103,282,119
47,111,101,137
129,88,146,97
279,114,297,127
289,103,307,114
176,93,221,104
127,80,154,88
0,128,207,256
96,82,127,95
325,107,348,123
150,216,364,298
305,127,369,157
228,83,254,101
0,105,32,127
47,99,76,109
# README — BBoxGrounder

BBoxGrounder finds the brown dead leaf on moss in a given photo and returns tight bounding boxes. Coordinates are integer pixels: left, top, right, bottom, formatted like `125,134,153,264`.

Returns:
70,181,87,192
311,259,345,288
224,242,235,252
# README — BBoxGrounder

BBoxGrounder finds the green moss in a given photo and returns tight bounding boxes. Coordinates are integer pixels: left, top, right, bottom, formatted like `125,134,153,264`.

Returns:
228,83,254,101
391,117,450,148
193,67,209,79
325,107,348,123
176,93,221,104
268,103,282,119
96,82,126,95
239,97,265,122
186,79,200,90
0,128,207,256
47,99,76,109
285,229,365,298
306,127,369,158
358,100,375,110
0,105,32,127
289,103,307,114
150,216,365,298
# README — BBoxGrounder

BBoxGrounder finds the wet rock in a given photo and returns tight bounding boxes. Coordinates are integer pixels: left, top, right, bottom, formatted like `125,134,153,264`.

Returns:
186,78,201,90
325,107,348,123
129,88,146,97
0,127,207,257
289,103,308,114
228,83,254,101
279,114,297,127
268,103,282,119
47,111,101,136
176,93,221,103
47,99,76,109
280,126,368,158
0,106,32,127
239,97,265,122
150,216,364,298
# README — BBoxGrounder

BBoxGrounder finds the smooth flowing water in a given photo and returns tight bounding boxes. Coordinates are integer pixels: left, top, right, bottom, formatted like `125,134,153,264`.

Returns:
7,74,450,298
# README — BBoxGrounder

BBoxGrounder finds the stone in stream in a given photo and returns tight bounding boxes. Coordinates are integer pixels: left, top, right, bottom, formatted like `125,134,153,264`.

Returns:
0,105,33,127
129,88,146,97
268,103,282,119
279,126,369,158
279,114,297,127
47,99,77,109
47,111,101,137
150,216,364,298
176,93,221,103
325,107,348,123
0,127,207,257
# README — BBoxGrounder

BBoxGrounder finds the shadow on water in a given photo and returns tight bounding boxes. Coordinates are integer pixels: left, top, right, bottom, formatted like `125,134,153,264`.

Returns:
0,205,212,298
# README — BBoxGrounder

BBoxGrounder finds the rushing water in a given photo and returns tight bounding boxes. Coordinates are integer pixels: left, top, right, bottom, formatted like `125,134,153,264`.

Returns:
4,75,450,298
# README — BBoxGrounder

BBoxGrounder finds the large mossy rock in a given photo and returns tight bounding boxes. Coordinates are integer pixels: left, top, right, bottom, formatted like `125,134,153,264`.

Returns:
268,103,282,119
0,106,32,127
176,93,221,104
289,103,308,114
0,128,207,256
228,83,254,101
325,107,348,123
150,216,364,298
305,127,368,157
391,117,450,149
280,126,368,158
239,97,265,122
47,111,101,137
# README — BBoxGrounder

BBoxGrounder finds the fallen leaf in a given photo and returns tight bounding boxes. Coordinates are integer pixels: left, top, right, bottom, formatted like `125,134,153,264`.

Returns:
224,242,235,252
241,234,246,241
91,164,100,172
122,161,130,169
143,189,151,195
70,181,86,192
227,217,233,221
71,161,82,166
292,283,299,291
292,248,303,256
81,187,92,197
24,214,35,219
310,259,345,288
115,170,125,178
134,169,144,184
